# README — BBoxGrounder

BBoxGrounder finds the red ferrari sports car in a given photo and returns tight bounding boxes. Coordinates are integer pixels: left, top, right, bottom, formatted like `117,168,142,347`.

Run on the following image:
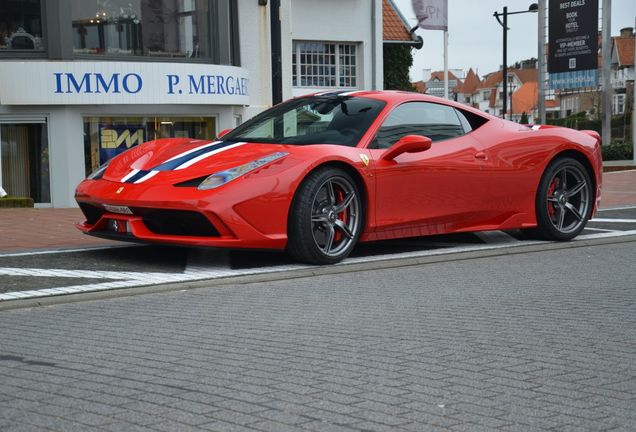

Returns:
75,91,602,264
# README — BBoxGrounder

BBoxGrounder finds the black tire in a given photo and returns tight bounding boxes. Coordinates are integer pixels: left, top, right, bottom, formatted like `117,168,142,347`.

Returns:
287,167,363,264
528,157,593,241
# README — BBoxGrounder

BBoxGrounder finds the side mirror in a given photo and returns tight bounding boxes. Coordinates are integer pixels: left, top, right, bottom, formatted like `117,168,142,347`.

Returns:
217,128,233,139
381,135,432,161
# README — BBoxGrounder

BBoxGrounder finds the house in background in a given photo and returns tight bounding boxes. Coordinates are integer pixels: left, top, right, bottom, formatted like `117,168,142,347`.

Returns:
454,68,481,108
611,27,635,115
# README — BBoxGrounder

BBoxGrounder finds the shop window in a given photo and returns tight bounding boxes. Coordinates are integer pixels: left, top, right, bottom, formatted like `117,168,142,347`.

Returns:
0,0,44,51
71,0,214,60
292,41,358,88
0,123,50,203
83,116,216,176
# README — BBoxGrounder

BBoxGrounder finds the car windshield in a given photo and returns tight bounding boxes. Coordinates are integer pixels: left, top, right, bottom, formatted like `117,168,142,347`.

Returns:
222,96,386,146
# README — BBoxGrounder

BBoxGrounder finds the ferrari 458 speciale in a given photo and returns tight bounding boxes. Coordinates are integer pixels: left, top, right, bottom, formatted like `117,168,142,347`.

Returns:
75,91,602,264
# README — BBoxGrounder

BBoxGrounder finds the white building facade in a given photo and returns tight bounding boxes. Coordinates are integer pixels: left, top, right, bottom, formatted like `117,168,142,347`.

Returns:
0,0,382,208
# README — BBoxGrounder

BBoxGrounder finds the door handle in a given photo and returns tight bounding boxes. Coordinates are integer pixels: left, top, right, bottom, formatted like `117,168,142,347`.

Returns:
474,151,487,160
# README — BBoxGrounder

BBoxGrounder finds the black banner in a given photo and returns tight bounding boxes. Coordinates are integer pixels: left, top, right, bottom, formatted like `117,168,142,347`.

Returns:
548,0,598,74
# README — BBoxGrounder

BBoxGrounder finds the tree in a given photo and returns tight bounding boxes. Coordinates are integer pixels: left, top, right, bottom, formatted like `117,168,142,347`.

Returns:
519,112,529,124
383,45,414,91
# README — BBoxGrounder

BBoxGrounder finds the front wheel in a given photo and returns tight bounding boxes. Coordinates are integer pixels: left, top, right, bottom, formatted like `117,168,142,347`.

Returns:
530,157,593,241
287,167,363,264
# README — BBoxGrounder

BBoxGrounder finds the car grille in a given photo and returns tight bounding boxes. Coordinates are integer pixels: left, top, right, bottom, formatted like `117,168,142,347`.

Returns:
79,203,220,237
79,203,105,225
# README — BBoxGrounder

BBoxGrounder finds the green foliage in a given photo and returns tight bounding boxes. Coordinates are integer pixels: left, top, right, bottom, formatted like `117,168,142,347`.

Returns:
383,45,414,91
519,112,529,124
0,196,34,208
547,112,632,143
601,142,634,161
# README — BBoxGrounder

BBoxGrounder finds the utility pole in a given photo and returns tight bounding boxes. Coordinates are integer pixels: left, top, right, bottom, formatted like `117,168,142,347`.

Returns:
270,0,282,106
633,17,635,163
601,0,612,146
537,0,546,124
503,7,508,118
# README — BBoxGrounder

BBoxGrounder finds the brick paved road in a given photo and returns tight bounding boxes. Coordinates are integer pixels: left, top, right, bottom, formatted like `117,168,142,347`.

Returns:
1,242,635,432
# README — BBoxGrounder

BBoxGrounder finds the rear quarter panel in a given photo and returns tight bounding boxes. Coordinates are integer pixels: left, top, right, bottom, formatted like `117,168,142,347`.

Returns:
472,121,601,226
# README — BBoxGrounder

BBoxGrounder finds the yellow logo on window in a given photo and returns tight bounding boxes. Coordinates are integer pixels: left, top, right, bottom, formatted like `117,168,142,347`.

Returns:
100,129,144,149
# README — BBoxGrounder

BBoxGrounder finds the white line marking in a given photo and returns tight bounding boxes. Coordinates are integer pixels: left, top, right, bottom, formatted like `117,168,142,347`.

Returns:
175,142,246,170
583,227,616,232
2,229,636,302
604,169,636,174
598,205,636,211
590,218,636,223
0,245,139,258
120,168,140,183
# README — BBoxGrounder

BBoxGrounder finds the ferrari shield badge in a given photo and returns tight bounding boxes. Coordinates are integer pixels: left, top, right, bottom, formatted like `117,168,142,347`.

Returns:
359,153,370,166
115,186,125,194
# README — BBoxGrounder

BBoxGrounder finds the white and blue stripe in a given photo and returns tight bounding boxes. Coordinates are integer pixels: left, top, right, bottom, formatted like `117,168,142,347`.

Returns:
120,140,246,184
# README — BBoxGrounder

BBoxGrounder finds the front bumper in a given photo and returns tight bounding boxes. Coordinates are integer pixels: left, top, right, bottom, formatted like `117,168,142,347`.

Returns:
75,178,290,250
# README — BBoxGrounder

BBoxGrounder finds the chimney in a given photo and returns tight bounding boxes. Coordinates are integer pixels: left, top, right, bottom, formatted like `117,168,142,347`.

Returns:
619,27,634,38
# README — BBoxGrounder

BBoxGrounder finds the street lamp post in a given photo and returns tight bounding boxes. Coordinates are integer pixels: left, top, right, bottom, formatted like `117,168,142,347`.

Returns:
494,4,538,120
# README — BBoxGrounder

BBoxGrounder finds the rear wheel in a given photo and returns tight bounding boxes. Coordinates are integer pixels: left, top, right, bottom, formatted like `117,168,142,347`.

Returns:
530,157,593,241
287,167,362,264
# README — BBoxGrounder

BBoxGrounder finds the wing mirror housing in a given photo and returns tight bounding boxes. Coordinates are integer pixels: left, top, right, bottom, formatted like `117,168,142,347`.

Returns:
217,128,233,139
381,135,432,161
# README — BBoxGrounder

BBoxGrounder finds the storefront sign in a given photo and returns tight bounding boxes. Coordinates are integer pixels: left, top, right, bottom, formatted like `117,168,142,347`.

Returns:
548,0,599,90
0,61,250,105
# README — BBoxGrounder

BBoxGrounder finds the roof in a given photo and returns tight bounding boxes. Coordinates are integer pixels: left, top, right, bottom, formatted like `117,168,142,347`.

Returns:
412,80,426,93
383,0,414,42
511,81,538,115
512,68,538,84
488,88,497,108
614,36,635,67
479,71,503,89
455,68,481,94
477,68,537,90
428,70,462,86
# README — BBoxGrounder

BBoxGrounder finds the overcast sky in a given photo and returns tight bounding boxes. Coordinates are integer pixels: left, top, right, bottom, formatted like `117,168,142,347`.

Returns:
391,0,636,81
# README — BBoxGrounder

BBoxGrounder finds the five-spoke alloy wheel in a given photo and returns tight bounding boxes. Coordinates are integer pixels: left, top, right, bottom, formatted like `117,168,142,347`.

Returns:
532,157,593,241
287,167,362,264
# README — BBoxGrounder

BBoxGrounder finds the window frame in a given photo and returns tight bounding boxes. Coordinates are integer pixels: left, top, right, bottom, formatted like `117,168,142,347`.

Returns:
292,40,359,89
0,0,48,59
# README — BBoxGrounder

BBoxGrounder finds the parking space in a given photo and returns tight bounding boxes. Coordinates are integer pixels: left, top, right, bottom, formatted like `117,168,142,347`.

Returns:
1,206,636,304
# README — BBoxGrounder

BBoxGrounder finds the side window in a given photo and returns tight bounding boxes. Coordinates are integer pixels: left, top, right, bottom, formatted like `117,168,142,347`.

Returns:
371,102,465,149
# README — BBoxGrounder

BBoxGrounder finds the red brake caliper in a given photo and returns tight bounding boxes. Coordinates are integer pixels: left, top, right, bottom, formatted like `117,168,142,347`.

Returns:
547,178,558,219
334,189,347,243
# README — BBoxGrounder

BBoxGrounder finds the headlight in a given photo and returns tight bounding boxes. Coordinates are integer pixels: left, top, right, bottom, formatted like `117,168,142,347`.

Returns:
197,152,288,190
87,160,110,180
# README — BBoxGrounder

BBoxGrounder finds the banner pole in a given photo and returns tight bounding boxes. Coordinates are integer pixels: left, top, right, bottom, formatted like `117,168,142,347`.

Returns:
444,30,449,99
601,0,612,147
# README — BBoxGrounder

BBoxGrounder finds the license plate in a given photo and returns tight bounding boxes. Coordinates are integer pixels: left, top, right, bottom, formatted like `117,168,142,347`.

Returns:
103,204,133,215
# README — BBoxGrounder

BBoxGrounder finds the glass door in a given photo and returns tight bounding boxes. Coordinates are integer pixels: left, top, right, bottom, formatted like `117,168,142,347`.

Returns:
0,120,50,204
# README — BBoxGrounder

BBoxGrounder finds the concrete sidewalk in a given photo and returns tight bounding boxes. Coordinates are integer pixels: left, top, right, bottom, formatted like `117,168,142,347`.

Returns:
1,169,635,254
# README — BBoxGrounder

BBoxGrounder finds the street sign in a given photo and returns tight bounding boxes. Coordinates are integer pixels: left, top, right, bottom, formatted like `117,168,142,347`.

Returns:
548,0,599,89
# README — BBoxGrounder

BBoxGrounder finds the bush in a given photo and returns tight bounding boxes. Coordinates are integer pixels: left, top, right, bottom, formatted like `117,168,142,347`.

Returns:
0,197,34,208
601,142,634,161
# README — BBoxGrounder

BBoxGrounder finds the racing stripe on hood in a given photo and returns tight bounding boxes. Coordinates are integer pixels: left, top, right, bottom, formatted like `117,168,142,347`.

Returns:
119,140,247,183
153,141,245,171
123,169,153,184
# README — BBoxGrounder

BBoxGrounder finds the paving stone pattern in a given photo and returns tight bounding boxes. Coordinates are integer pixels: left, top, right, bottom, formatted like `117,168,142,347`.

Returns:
1,243,635,431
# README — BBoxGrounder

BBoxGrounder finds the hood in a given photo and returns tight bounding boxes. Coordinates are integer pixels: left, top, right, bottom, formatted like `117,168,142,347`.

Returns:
102,138,291,185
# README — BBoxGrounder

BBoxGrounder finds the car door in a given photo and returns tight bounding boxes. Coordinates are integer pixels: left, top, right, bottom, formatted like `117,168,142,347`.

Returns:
368,101,491,238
